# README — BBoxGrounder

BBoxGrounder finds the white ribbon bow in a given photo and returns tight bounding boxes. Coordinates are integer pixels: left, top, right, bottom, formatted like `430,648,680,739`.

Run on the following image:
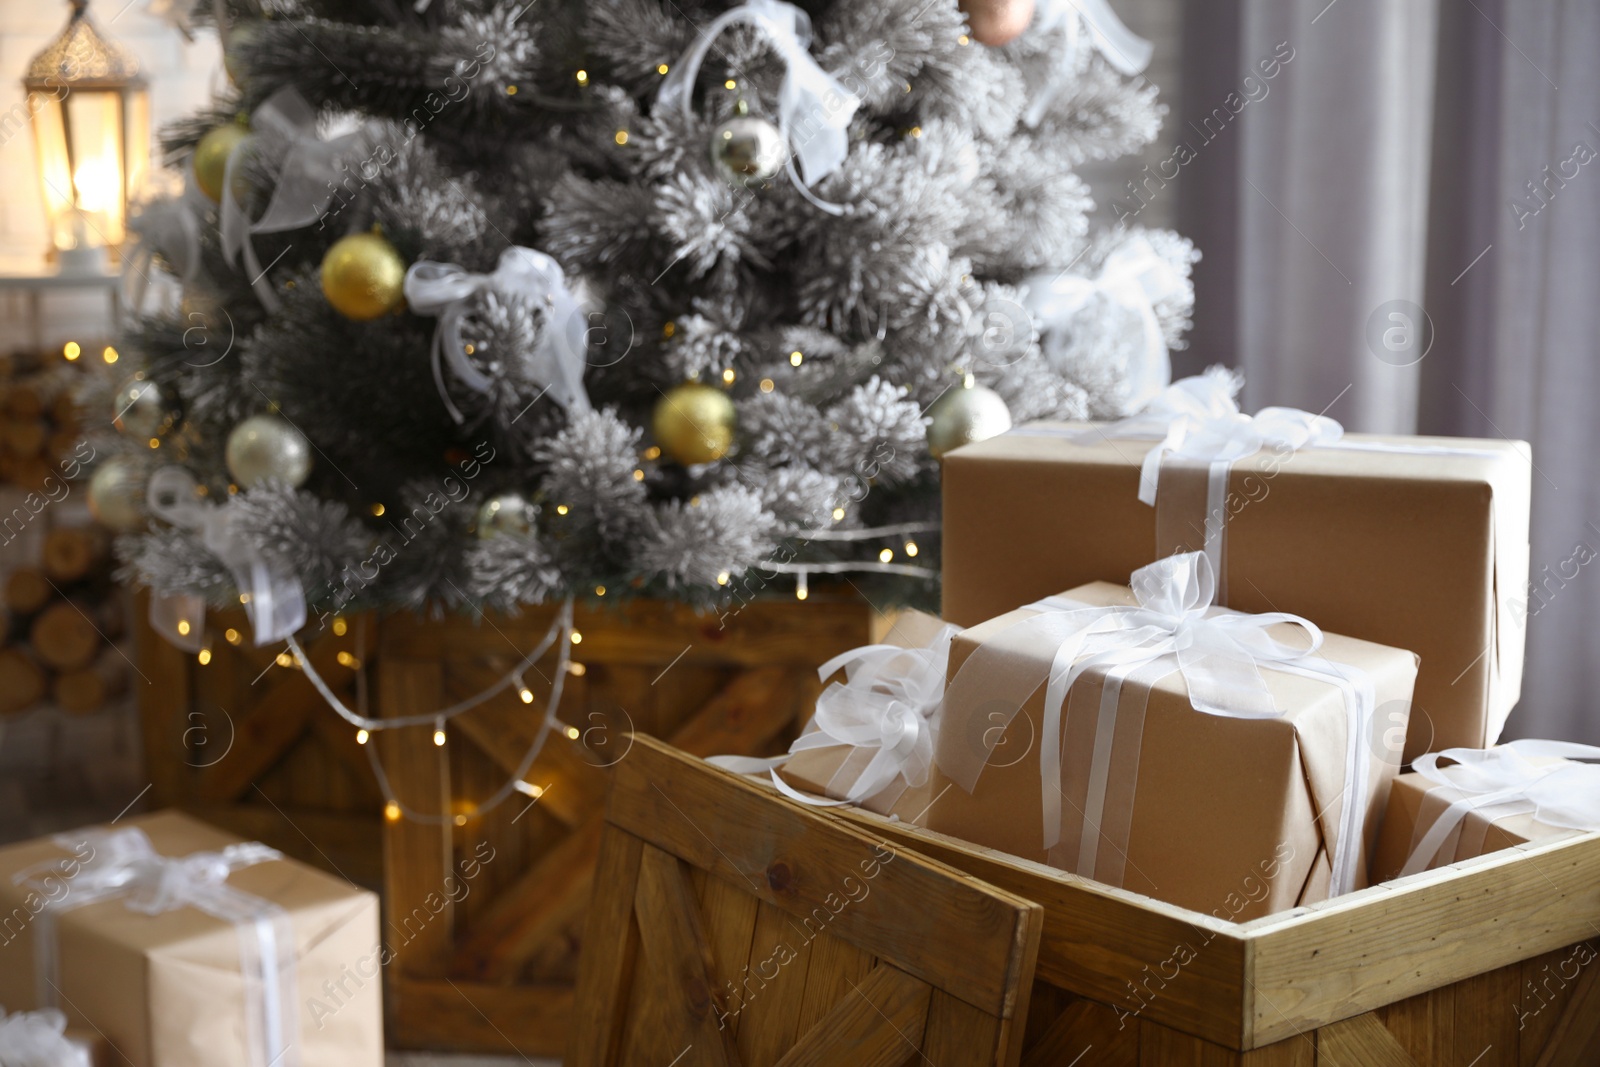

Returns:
710,625,960,807
657,0,861,214
1025,0,1154,127
1400,739,1600,876
0,1008,93,1067
124,184,207,315
1024,234,1186,414
942,551,1376,895
221,88,369,312
146,466,307,647
404,246,593,424
13,829,297,1067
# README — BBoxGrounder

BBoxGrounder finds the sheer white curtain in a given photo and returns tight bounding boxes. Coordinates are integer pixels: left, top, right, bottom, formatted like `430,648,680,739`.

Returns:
1176,0,1600,741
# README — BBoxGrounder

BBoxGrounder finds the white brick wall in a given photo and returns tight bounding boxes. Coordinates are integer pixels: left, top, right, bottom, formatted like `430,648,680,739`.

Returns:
0,1,219,280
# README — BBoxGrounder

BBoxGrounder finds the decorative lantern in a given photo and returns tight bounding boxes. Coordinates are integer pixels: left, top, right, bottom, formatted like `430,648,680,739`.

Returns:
22,0,150,272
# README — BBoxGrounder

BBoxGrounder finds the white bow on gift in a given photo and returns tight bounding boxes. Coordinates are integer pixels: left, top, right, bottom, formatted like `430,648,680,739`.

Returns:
13,828,297,1067
942,551,1376,896
657,0,862,214
221,87,370,312
0,1007,93,1067
404,246,593,424
146,466,307,649
1023,234,1187,414
1024,0,1154,127
709,625,960,806
1400,739,1600,876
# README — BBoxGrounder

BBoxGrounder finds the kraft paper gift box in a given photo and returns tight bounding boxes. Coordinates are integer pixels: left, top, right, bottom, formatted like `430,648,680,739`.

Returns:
940,374,1531,763
1370,741,1598,882
771,611,953,823
925,558,1419,921
0,810,382,1067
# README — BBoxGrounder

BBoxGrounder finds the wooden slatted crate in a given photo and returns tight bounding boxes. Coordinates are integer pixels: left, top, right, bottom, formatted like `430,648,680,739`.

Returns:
569,736,1043,1067
822,796,1600,1065
376,594,879,1056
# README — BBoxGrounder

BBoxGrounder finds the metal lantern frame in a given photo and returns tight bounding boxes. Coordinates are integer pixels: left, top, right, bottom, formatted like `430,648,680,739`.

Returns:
22,0,150,263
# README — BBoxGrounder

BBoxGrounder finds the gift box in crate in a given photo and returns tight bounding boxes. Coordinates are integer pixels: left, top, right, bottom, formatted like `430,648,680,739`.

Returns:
941,370,1531,761
1372,739,1599,881
0,811,382,1067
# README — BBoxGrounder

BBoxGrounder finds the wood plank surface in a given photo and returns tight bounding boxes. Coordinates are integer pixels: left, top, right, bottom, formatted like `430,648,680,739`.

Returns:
773,963,931,1067
389,978,574,1059
567,829,643,1067
606,737,1042,1019
1316,1012,1421,1066
1535,952,1600,1067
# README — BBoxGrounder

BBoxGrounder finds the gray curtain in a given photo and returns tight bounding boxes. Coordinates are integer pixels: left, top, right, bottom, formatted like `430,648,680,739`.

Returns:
1177,0,1600,742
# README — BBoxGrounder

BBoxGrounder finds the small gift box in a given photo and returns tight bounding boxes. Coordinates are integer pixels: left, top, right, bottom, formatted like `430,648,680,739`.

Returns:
941,369,1531,762
0,811,382,1067
926,552,1418,920
1371,740,1599,881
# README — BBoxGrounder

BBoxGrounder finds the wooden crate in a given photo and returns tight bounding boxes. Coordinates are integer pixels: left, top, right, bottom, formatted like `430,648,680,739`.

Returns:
377,594,879,1056
821,797,1600,1065
136,594,387,886
570,735,1043,1067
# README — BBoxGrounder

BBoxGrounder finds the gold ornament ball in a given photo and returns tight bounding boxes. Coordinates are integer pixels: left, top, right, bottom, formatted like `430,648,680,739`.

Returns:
87,459,147,531
320,232,406,321
926,383,1013,458
193,122,248,203
226,414,313,489
710,115,787,187
112,376,177,439
223,23,256,86
476,492,538,539
960,0,1036,46
652,382,736,465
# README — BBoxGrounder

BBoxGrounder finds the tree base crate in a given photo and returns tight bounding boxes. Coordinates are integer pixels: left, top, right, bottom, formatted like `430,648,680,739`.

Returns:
377,594,880,1057
818,797,1600,1065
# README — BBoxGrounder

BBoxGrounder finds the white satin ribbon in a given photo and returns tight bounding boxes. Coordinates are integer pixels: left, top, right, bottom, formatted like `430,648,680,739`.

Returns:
709,624,960,807
657,0,861,214
940,551,1376,896
13,829,298,1067
146,466,307,647
125,183,206,314
1400,739,1600,876
404,246,593,424
0,1007,94,1067
1025,0,1154,127
221,88,369,312
1023,234,1185,414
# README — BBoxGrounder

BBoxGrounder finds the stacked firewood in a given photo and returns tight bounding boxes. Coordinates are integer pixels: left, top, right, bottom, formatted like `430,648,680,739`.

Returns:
0,351,128,717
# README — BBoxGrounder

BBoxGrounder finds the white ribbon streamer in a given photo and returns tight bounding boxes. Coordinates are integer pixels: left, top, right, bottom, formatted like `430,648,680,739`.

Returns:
657,0,861,214
146,466,307,647
709,625,960,806
1400,739,1600,876
940,551,1376,896
404,246,592,423
12,829,298,1067
221,88,369,312
0,1007,94,1067
1025,0,1154,127
124,183,207,314
1023,234,1185,414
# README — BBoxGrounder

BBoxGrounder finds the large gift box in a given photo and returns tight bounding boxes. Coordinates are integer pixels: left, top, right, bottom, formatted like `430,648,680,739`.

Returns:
941,371,1531,761
925,553,1418,920
0,810,382,1067
1371,740,1598,881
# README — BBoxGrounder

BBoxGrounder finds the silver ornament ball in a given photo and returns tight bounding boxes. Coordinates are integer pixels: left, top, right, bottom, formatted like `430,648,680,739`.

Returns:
226,414,313,489
112,377,176,439
87,459,147,531
476,491,537,539
926,383,1013,459
710,115,787,187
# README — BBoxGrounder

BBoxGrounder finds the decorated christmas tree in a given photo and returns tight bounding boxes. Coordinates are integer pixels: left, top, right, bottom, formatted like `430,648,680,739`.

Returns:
91,0,1197,640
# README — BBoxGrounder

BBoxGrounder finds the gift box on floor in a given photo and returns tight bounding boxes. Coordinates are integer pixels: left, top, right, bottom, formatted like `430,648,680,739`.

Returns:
941,370,1531,762
925,552,1418,920
1371,739,1599,881
0,810,382,1067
